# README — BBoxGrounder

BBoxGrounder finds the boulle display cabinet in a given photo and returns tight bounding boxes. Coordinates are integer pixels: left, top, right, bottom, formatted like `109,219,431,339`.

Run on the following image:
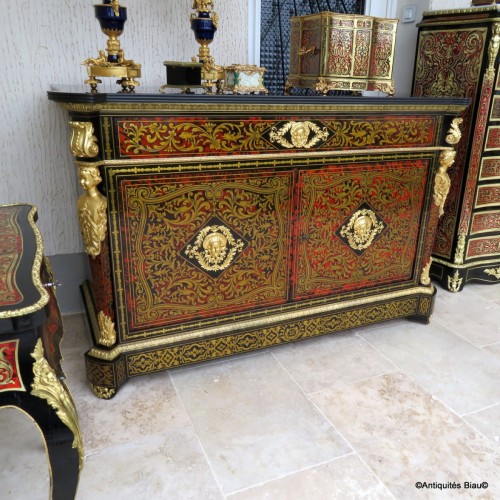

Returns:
0,204,83,500
47,89,467,398
412,6,500,291
287,12,398,95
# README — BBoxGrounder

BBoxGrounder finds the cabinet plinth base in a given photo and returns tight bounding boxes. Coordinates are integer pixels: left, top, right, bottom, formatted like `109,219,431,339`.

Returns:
431,259,500,293
83,285,436,398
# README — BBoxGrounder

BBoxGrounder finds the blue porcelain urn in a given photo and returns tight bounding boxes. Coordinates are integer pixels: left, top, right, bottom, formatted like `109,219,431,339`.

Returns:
190,1,218,64
94,0,127,63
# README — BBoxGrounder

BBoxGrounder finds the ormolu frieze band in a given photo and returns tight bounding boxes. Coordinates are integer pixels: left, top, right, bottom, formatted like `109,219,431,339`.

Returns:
117,116,439,158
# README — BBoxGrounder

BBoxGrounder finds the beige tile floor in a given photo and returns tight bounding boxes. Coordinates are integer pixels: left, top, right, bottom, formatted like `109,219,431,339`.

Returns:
1,282,499,499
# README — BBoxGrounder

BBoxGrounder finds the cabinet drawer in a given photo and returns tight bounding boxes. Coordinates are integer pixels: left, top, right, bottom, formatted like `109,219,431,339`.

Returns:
484,127,500,151
466,235,500,259
480,157,500,180
475,183,500,208
490,95,500,121
471,209,500,234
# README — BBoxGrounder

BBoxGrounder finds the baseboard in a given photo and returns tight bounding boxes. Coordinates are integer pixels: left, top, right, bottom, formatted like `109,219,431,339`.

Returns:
47,253,91,314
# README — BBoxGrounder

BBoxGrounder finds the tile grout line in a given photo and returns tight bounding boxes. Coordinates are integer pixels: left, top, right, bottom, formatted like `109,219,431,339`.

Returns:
224,452,357,498
166,370,227,499
270,349,396,498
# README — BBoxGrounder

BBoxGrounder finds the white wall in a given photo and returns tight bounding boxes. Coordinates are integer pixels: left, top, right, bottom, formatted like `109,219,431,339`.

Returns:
0,0,247,256
430,0,470,8
392,0,430,96
0,0,473,257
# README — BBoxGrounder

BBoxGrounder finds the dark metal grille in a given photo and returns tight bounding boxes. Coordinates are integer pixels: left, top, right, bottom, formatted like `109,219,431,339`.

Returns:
260,0,365,95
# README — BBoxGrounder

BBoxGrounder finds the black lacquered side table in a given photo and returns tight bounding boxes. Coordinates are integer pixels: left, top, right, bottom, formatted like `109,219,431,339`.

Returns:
0,204,83,500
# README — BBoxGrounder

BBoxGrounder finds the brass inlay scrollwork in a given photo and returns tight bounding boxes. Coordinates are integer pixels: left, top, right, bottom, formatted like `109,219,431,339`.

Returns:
185,225,244,272
97,311,117,347
69,121,99,158
55,94,468,114
76,164,107,258
339,209,385,251
434,149,456,217
121,120,269,155
30,339,84,469
485,266,500,279
0,347,14,385
269,121,329,149
448,270,463,292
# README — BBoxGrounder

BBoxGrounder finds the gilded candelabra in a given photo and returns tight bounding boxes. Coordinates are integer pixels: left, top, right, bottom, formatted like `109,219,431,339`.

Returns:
82,0,141,92
190,0,224,93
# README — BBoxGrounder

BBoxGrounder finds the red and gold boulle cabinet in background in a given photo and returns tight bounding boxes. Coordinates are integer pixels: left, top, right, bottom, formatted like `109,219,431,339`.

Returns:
412,6,500,291
47,90,467,398
0,204,83,500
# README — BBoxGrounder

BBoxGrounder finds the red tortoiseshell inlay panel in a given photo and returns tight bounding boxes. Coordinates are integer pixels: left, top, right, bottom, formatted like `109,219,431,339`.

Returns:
88,236,115,322
0,340,25,392
115,115,439,159
467,236,500,259
480,157,500,180
476,184,500,207
299,19,322,75
0,206,24,307
485,127,500,150
293,159,429,299
114,169,294,336
471,210,500,234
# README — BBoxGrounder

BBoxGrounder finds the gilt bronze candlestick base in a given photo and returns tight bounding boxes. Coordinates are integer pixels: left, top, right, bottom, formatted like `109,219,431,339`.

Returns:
190,0,223,93
82,0,141,92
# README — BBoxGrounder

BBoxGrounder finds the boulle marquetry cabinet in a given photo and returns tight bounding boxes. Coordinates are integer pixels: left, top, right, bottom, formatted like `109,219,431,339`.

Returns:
412,6,500,291
47,89,467,398
0,204,83,500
